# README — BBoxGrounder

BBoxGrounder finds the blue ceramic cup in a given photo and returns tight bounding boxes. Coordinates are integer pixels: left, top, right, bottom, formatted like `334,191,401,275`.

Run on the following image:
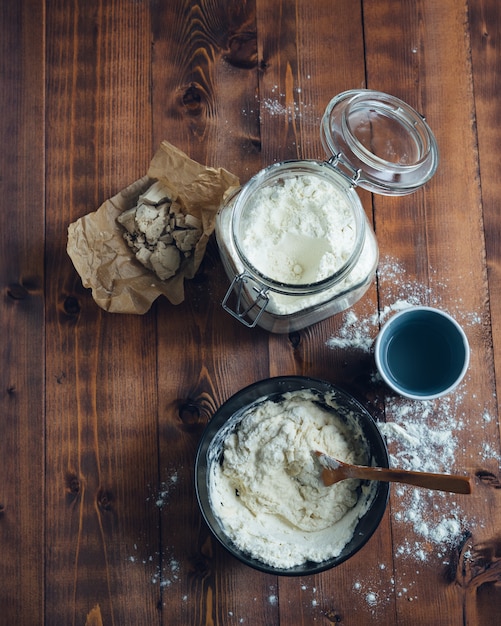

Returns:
374,306,470,400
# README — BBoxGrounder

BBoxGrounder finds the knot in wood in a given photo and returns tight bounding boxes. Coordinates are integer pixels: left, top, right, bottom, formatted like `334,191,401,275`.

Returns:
179,402,202,427
181,84,204,116
66,473,81,500
7,283,29,300
63,296,81,316
288,331,301,348
324,609,343,623
476,470,501,488
458,536,501,589
97,489,113,512
224,31,257,69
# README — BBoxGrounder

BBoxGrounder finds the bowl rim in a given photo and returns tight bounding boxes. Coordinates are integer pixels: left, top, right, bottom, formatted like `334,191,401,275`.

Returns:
194,375,390,576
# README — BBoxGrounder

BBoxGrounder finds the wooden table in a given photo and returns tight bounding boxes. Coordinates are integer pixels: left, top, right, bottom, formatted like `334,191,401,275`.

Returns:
2,1,501,624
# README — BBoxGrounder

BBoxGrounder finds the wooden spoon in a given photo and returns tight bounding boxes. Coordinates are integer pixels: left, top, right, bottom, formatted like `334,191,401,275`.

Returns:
314,451,472,494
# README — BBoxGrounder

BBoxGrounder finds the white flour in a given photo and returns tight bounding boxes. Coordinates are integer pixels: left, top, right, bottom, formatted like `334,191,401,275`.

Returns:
125,258,491,612
240,174,356,284
326,256,491,568
217,173,378,316
208,389,377,569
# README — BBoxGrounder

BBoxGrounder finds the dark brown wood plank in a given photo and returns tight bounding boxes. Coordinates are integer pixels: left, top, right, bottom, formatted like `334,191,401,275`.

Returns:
152,0,262,180
0,1,45,624
44,2,160,624
2,0,500,623
257,0,367,164
468,0,501,619
150,2,281,623
364,1,500,624
254,2,399,624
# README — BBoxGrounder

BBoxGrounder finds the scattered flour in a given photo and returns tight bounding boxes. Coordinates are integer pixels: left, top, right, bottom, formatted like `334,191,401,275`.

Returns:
125,256,495,615
365,592,378,606
326,257,483,354
150,472,178,509
127,542,182,593
326,255,494,572
351,563,420,613
262,99,287,117
128,470,183,596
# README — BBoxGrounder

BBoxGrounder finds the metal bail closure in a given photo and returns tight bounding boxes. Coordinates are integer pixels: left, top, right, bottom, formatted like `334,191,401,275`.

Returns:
327,153,361,188
222,273,270,328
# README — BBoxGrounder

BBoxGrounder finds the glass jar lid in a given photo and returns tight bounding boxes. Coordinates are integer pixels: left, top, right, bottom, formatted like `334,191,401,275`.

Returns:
320,89,439,195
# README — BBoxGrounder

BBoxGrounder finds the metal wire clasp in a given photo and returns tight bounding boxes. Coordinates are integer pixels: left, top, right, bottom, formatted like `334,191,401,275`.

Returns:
327,153,361,188
221,273,270,328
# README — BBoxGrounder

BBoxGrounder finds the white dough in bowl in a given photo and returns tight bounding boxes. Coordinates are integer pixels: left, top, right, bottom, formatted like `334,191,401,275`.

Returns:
208,389,377,569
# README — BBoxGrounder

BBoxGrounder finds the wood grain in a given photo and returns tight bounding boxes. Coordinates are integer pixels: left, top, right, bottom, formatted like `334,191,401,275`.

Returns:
364,1,501,624
1,0,501,624
466,0,501,619
0,1,45,624
44,1,159,624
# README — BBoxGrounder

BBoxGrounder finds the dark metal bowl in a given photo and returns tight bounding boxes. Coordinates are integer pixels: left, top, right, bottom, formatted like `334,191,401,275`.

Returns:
195,376,389,576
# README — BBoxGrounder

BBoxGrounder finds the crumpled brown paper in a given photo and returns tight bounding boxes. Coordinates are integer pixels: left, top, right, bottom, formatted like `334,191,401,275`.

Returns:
67,141,239,313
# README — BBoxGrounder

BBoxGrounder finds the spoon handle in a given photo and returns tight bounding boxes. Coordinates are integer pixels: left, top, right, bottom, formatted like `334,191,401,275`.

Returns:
323,465,472,494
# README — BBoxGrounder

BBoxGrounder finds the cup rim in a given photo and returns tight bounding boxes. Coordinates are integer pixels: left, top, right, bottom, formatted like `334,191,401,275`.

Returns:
374,306,470,400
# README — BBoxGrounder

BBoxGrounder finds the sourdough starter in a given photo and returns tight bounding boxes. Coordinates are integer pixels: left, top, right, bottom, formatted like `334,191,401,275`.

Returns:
208,390,376,569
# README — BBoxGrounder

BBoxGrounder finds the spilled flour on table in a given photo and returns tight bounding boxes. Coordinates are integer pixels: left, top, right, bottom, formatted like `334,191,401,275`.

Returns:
351,569,420,613
326,256,496,608
378,398,471,563
125,256,494,617
326,257,482,354
146,471,179,510
127,468,186,601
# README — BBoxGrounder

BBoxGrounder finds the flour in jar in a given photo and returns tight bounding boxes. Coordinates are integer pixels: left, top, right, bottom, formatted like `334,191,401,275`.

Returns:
239,175,357,284
207,390,377,569
218,171,378,318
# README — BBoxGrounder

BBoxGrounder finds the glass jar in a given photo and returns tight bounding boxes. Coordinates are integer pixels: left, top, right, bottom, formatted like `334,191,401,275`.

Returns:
216,90,438,333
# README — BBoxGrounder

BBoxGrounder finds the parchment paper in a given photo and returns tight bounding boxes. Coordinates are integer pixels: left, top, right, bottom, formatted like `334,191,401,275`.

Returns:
67,141,239,314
